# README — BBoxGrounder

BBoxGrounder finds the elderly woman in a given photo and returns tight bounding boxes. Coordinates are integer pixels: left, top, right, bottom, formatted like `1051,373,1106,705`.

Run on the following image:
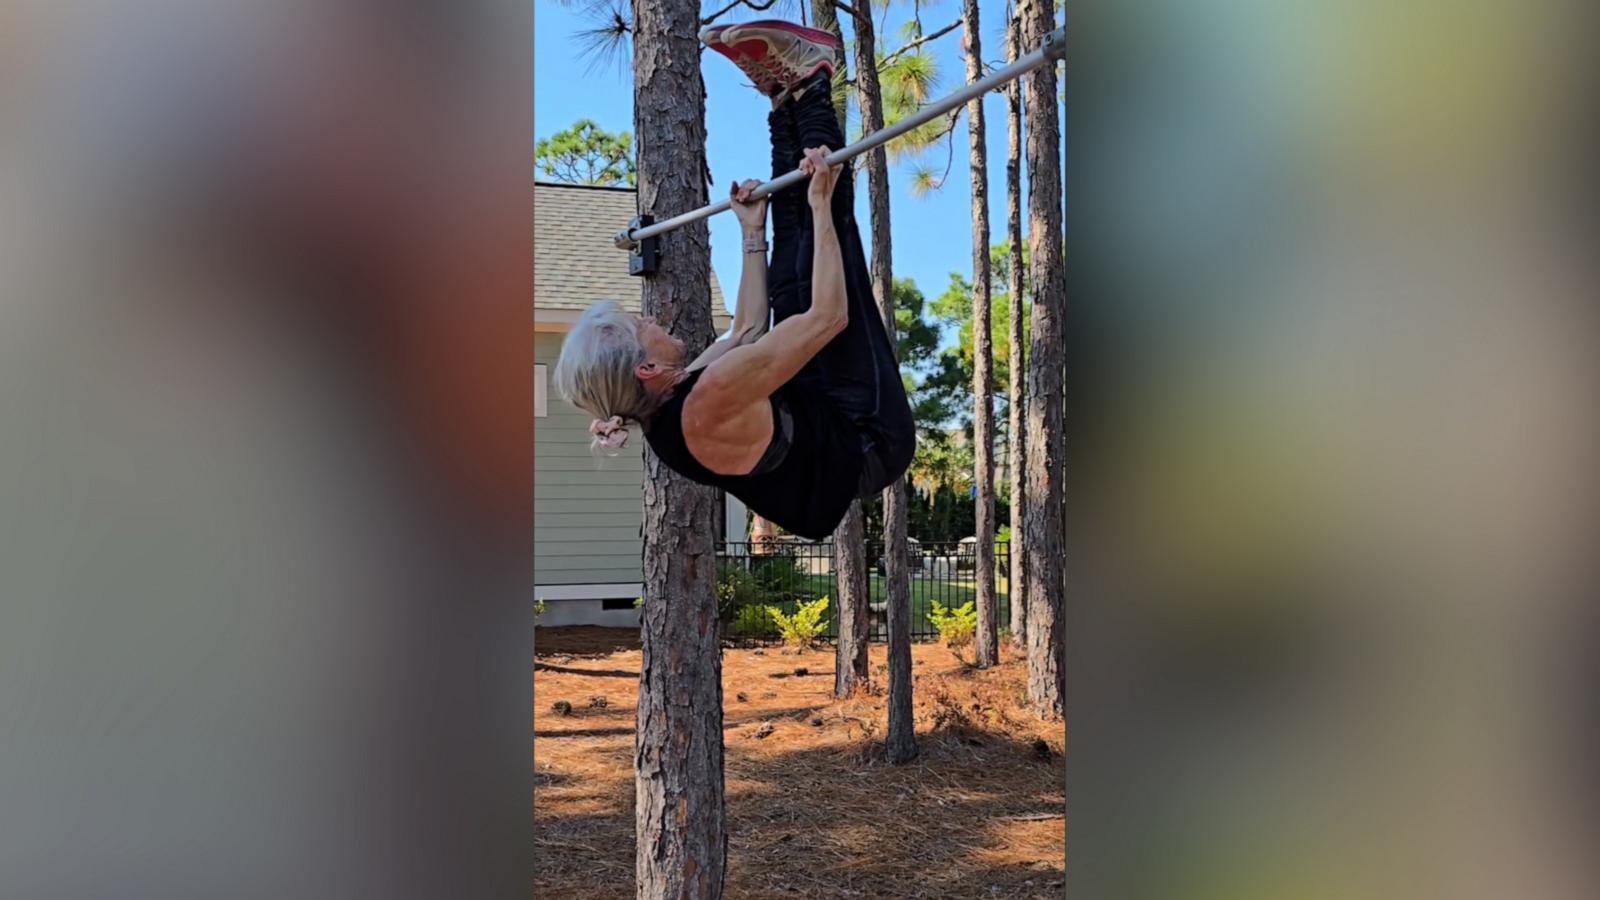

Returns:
553,21,914,540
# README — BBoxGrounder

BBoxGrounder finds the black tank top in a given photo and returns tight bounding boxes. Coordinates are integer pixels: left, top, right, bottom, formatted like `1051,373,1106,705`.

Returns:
643,368,863,541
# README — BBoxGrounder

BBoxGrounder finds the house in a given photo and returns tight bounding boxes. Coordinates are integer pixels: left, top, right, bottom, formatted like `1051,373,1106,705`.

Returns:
535,181,744,626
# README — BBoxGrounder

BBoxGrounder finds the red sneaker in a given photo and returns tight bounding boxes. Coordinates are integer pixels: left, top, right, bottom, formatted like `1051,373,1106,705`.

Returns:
700,20,839,97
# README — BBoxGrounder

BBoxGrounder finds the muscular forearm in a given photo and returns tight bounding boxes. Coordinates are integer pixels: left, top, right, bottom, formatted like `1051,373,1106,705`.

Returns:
730,225,770,344
807,205,847,331
692,203,849,406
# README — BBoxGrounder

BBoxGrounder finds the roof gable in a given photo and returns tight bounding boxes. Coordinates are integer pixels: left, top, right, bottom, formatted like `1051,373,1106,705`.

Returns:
535,182,730,330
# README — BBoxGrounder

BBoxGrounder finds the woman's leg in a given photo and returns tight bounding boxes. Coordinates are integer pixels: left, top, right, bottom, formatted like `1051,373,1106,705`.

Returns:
783,73,915,493
765,104,807,327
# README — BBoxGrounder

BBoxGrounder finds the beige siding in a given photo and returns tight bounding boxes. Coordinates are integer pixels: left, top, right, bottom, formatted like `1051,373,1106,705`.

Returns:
535,332,643,585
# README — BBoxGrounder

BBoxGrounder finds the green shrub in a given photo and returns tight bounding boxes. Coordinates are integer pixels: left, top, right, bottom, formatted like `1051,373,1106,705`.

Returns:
750,551,802,592
717,562,764,621
928,600,977,650
535,598,547,618
733,604,779,639
766,596,831,649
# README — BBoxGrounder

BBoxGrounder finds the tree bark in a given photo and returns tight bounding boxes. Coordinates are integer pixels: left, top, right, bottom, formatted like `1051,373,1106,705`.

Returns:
832,502,870,697
1019,0,1065,720
1005,5,1029,649
852,7,917,764
810,0,870,701
810,0,851,132
963,0,998,670
631,0,727,894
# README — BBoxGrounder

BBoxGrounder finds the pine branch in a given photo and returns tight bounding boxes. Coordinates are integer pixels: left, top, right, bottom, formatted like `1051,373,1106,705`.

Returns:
903,110,961,192
934,124,958,187
573,2,632,75
702,0,783,25
880,19,960,67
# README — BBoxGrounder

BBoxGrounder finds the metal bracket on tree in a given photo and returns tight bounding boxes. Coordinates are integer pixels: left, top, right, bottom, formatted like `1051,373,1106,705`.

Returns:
627,215,659,276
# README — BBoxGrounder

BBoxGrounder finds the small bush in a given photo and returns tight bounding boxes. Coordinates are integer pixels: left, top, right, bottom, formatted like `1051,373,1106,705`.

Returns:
929,600,978,650
535,598,547,618
717,562,766,621
733,604,780,639
766,596,830,649
750,551,802,591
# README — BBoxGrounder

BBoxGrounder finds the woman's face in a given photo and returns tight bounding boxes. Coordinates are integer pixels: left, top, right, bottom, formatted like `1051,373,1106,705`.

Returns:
636,315,686,368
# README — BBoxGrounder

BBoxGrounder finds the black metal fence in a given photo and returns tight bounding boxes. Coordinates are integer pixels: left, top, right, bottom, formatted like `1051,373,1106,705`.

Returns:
715,540,1012,644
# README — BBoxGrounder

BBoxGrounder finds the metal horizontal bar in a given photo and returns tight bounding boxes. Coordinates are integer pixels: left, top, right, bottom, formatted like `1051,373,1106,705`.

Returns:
615,25,1064,250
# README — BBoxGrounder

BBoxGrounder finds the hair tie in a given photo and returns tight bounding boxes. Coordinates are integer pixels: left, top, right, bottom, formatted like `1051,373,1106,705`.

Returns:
589,416,629,450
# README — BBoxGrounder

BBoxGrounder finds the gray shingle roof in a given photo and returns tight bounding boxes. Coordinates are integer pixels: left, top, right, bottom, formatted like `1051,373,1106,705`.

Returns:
535,182,729,329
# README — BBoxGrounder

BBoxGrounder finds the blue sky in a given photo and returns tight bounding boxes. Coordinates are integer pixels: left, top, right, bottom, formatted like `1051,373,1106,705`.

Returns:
535,0,1046,333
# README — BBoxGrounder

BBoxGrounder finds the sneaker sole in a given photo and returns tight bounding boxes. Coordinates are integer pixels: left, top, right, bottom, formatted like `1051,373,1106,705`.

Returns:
704,20,839,95
726,20,841,48
701,21,838,50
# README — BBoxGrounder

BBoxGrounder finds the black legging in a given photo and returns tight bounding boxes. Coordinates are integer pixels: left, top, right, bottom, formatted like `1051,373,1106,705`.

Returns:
765,73,915,496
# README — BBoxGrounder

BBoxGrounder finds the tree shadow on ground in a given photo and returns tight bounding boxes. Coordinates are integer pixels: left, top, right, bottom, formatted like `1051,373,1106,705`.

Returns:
535,728,1064,899
537,706,832,742
535,724,638,740
534,662,638,678
535,626,642,658
765,669,836,680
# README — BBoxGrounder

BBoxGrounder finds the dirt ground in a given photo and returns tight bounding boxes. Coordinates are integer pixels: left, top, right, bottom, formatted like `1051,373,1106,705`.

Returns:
535,627,1065,899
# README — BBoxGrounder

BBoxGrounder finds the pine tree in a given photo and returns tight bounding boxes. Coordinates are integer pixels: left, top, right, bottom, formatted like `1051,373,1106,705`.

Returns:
1019,0,1065,719
962,0,998,669
630,0,727,892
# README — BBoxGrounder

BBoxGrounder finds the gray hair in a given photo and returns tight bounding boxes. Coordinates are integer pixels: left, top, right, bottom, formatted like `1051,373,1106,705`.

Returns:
552,300,655,450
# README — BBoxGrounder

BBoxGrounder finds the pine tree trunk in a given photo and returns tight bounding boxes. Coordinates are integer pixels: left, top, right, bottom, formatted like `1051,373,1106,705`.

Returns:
811,0,850,131
963,0,998,670
832,502,869,697
813,0,870,700
1020,0,1065,720
631,2,727,894
1005,6,1029,648
852,7,917,764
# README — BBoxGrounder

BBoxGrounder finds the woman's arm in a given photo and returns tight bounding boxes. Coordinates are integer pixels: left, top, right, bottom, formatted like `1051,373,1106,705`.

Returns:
691,149,845,409
687,180,769,372
728,180,770,344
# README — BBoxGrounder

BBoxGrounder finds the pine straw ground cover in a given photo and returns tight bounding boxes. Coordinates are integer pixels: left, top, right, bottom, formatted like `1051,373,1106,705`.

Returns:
535,627,1065,899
